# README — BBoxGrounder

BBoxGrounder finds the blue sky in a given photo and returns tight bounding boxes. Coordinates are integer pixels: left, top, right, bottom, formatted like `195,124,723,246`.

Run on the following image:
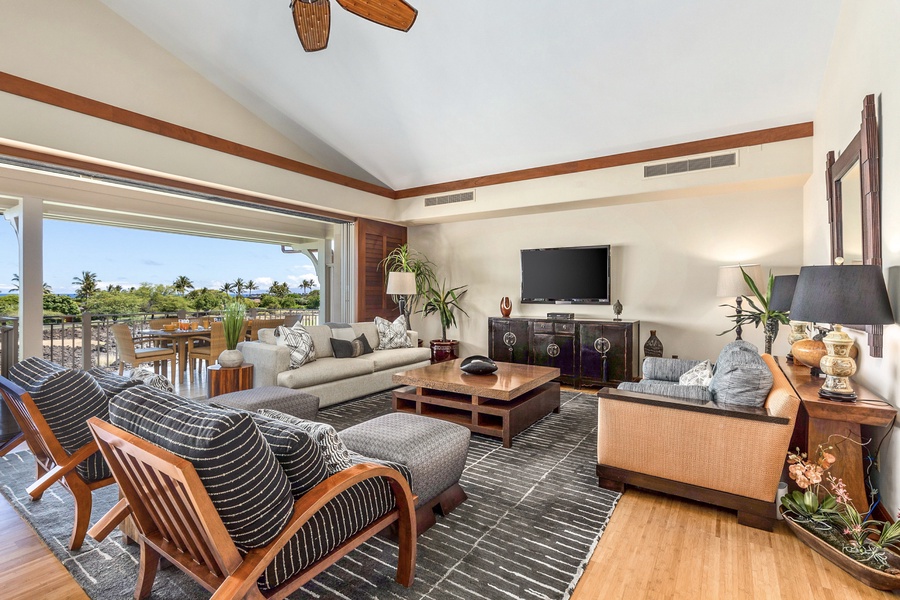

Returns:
0,220,318,295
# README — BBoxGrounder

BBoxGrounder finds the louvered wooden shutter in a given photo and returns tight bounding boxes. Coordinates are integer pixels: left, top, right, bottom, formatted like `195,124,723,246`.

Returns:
356,218,407,322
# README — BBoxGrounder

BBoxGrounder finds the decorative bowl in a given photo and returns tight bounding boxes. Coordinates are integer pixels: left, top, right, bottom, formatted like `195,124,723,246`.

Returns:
161,324,176,332
460,355,498,375
791,339,827,369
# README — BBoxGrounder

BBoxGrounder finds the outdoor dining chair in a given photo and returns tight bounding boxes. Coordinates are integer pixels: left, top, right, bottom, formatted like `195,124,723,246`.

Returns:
111,323,176,378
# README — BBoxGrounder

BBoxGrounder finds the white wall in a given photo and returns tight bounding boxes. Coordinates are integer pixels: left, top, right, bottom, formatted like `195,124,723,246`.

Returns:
804,0,900,514
408,187,804,364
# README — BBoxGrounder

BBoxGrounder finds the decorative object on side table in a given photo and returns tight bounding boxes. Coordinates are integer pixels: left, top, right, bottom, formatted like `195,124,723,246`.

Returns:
386,271,417,326
459,355,498,375
787,320,810,363
643,330,663,358
717,264,764,341
781,445,900,590
422,279,469,363
788,264,894,401
500,296,512,317
218,301,246,367
718,266,790,354
613,299,623,321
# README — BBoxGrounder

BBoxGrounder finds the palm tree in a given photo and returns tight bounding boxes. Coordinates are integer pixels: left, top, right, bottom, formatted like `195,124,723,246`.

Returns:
220,282,234,297
106,284,123,292
232,278,246,298
72,271,99,300
172,275,194,296
11,273,52,294
300,279,312,294
246,280,258,297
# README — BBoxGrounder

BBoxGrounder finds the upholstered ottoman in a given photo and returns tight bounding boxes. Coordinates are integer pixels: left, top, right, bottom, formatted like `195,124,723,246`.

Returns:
209,386,319,420
339,412,470,534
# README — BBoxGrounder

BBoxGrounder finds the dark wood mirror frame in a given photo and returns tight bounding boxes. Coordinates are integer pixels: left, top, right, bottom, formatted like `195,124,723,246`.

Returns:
826,94,883,357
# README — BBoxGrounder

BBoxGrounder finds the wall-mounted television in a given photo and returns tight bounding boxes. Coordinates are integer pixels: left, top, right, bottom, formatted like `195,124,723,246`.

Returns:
520,245,611,305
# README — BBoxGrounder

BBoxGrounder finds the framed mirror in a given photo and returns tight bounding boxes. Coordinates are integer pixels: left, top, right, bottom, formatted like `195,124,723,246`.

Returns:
826,94,884,356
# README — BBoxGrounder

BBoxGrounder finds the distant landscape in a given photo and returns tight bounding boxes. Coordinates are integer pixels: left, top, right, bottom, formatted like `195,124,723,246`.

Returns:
0,271,319,317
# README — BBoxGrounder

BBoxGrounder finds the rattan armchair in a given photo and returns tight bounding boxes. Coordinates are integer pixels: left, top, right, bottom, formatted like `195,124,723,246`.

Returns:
111,323,176,377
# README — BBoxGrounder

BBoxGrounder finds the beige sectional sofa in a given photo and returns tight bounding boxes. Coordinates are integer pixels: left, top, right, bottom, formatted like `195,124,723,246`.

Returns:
237,322,432,408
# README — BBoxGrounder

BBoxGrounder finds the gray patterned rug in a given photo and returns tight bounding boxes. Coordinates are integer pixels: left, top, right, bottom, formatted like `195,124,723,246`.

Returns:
0,390,618,599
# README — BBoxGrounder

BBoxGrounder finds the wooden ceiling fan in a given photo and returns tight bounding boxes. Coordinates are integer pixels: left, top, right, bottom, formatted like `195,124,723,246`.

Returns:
291,0,417,52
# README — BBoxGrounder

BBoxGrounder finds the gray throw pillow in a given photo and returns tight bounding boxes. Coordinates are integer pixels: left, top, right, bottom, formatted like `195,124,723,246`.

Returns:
708,341,773,407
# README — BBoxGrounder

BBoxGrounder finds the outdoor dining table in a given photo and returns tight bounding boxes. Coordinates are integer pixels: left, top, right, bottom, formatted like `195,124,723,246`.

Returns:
142,328,211,384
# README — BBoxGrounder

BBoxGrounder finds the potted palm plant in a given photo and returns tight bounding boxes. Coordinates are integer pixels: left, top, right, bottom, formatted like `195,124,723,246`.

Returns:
379,244,436,326
218,301,246,367
421,280,469,363
719,267,790,354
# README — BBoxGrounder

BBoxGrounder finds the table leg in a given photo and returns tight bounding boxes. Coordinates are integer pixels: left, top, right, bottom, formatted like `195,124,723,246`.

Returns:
808,417,868,512
177,339,188,385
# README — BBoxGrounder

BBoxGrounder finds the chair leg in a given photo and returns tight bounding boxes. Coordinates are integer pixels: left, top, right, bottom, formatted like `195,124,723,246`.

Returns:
188,358,195,384
119,362,125,376
31,463,47,501
69,479,92,550
135,540,161,600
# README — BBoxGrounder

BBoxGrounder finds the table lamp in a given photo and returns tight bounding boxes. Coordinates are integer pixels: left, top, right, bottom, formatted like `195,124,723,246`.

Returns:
386,271,417,326
789,265,894,401
717,264,764,340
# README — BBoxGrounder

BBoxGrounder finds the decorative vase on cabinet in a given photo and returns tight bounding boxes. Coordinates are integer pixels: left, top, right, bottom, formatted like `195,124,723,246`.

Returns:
644,330,663,358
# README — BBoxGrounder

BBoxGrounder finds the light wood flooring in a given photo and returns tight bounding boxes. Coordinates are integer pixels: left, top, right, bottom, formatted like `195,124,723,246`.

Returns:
1,485,897,599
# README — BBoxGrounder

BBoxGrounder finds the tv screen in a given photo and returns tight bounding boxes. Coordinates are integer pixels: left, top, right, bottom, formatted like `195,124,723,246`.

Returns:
521,245,610,304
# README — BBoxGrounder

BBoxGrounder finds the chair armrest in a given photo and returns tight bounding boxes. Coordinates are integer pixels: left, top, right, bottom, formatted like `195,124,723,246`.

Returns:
236,341,290,388
618,381,713,403
641,357,702,382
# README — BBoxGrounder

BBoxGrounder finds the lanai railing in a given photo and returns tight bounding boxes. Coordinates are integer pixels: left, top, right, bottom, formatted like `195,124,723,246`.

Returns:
0,309,319,372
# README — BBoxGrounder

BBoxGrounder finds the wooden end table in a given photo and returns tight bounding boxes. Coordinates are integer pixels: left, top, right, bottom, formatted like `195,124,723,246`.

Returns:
392,359,560,447
207,363,254,398
777,357,896,513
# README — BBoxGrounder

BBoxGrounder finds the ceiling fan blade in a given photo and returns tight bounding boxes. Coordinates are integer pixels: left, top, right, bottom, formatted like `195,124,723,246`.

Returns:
292,0,331,52
335,0,417,32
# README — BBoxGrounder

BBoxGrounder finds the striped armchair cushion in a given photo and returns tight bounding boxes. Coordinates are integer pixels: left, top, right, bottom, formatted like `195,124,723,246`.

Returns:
259,452,412,591
109,386,294,550
249,412,329,499
87,367,143,399
10,357,111,482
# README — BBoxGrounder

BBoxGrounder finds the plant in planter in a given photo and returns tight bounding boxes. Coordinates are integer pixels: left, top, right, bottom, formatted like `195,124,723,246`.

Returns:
781,445,900,589
379,244,437,326
421,280,469,363
218,301,246,368
719,267,789,354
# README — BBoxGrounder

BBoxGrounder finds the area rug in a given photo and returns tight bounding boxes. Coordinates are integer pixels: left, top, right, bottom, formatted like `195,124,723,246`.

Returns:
0,390,618,600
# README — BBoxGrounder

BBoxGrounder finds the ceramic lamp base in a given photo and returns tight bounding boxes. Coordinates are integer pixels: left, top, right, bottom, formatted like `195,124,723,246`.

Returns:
818,325,858,402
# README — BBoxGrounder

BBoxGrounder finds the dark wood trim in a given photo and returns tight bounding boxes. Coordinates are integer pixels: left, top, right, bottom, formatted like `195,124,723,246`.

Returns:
0,142,354,223
596,464,777,531
394,122,814,199
0,71,395,199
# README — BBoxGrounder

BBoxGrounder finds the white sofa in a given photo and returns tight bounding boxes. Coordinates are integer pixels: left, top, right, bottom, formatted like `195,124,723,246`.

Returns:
237,322,432,408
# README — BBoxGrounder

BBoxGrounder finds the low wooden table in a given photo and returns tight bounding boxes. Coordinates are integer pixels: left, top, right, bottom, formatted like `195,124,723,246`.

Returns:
778,357,896,513
207,364,254,398
392,359,561,448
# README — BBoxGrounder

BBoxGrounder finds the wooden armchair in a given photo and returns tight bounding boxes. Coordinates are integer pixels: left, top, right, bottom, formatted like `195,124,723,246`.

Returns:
0,375,115,549
87,417,416,600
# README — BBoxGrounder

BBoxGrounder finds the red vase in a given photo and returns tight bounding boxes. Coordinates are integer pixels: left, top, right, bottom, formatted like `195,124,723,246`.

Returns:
500,296,512,317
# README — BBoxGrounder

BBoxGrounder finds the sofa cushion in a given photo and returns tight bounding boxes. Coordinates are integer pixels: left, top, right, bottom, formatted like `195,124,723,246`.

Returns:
257,409,354,475
258,452,411,591
352,322,379,347
327,323,356,342
708,341,773,407
641,358,702,382
374,315,412,349
304,325,335,359
276,357,373,389
248,412,329,499
258,328,278,345
275,324,317,368
87,367,143,399
108,385,294,550
355,347,432,371
10,357,111,482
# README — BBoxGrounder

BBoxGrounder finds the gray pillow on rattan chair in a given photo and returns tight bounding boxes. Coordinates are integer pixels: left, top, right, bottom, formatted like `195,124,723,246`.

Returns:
708,341,773,407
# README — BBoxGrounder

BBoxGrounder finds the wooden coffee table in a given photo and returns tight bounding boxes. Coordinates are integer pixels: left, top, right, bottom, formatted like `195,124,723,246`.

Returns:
392,359,561,447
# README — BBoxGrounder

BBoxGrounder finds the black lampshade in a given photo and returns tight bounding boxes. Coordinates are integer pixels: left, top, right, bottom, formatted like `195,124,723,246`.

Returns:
789,265,895,325
769,275,798,313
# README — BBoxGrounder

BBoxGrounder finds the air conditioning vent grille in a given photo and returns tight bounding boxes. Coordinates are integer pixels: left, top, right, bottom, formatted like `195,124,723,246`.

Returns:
643,152,737,178
424,190,475,207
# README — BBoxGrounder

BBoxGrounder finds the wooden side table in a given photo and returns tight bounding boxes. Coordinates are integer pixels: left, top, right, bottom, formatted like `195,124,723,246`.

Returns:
777,357,895,512
207,363,254,398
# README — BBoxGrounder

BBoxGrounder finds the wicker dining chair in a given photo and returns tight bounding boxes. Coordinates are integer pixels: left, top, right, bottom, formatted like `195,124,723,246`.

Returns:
248,318,286,341
186,320,248,382
111,323,176,377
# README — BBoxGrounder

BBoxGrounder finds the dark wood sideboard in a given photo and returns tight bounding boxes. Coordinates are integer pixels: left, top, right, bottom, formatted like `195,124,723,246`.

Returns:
777,357,896,513
488,317,640,388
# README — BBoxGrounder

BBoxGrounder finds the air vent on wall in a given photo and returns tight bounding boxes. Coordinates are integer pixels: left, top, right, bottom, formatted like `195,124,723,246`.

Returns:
643,152,737,178
424,190,475,207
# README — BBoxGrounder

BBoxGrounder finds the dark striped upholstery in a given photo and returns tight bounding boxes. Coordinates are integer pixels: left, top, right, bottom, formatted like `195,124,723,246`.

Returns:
109,385,294,550
87,367,143,399
259,452,412,591
257,409,353,474
249,412,329,499
9,357,111,482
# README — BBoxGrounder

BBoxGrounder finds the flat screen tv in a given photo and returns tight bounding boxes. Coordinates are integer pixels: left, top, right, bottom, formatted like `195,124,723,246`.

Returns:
520,245,611,304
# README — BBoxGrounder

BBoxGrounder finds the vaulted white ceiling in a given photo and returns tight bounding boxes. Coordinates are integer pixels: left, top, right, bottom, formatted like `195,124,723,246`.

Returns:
100,0,840,191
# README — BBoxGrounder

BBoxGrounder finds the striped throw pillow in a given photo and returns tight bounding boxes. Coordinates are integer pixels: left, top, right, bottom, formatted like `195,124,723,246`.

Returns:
249,412,329,499
257,409,353,475
275,324,316,368
109,386,294,550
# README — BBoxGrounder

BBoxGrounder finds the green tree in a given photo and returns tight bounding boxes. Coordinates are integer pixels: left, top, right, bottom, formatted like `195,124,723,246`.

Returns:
11,273,53,294
147,294,191,312
43,294,79,315
220,282,234,297
268,281,290,297
246,279,259,297
172,275,194,296
0,294,19,315
232,278,246,298
105,284,123,292
305,289,320,310
85,291,143,315
188,288,227,312
258,294,282,309
72,271,100,300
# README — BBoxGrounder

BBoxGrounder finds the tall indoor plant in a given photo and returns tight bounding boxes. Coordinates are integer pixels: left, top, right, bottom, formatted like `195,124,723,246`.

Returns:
719,267,789,354
218,301,246,367
421,280,469,363
379,244,436,325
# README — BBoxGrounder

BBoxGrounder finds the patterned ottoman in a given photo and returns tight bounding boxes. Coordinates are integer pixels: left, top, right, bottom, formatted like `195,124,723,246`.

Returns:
210,386,319,420
339,412,470,534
